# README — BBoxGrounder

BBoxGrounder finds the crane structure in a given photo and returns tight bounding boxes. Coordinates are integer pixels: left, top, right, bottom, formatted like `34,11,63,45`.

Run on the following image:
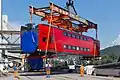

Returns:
29,2,98,37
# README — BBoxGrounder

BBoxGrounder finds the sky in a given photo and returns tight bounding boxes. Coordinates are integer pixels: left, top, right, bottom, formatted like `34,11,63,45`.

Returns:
2,0,120,49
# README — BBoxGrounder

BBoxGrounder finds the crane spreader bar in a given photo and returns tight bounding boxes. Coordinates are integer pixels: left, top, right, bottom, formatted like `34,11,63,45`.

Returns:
29,2,97,33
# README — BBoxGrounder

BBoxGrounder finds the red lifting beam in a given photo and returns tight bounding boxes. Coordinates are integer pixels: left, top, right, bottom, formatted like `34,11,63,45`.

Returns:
29,2,97,34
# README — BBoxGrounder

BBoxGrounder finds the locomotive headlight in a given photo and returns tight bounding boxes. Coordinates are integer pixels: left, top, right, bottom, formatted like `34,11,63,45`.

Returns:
37,49,41,51
99,57,101,60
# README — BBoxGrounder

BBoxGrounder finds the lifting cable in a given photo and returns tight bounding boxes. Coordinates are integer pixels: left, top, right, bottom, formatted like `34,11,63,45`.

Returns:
45,2,53,60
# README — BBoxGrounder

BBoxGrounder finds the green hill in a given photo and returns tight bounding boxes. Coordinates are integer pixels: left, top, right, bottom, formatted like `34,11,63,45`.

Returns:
100,45,120,55
100,45,120,64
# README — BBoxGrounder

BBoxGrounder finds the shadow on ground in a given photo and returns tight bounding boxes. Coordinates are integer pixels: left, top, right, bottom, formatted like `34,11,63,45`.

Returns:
20,71,76,76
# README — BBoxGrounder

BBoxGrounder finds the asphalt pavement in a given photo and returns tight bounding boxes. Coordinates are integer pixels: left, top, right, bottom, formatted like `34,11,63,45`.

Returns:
0,72,120,80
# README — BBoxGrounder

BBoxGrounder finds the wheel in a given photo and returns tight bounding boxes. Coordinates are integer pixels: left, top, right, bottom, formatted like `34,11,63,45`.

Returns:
68,69,73,73
24,62,31,72
63,69,69,73
57,67,61,71
92,71,98,76
28,69,33,72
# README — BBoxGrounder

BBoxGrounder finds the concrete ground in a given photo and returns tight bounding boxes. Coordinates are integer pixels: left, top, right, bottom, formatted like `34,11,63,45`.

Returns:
0,72,120,80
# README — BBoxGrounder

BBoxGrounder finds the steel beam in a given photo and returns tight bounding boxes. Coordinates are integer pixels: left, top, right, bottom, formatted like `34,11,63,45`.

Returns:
0,43,20,46
0,30,20,35
0,47,20,50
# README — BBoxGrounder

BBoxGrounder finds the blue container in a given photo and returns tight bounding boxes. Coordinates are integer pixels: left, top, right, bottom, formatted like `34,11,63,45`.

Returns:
27,57,43,70
21,31,38,53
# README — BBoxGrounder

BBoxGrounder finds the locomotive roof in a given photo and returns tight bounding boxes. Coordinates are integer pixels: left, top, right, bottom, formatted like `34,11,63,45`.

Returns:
37,23,95,40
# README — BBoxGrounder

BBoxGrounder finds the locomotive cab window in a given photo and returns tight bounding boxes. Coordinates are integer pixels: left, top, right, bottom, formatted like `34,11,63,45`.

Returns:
68,33,72,37
86,48,90,51
76,47,79,50
83,48,86,51
76,36,79,39
64,32,68,36
68,45,71,49
80,47,83,51
85,38,88,41
81,37,84,40
72,46,76,50
83,38,85,40
79,36,83,40
63,45,67,49
83,38,87,41
72,34,76,38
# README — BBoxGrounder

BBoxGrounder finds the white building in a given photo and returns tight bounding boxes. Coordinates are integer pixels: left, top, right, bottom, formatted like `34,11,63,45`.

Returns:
0,15,8,60
0,15,21,60
2,15,8,30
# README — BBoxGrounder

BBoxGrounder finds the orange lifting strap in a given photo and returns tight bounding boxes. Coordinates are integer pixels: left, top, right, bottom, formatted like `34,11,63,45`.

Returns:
45,3,53,57
45,2,58,58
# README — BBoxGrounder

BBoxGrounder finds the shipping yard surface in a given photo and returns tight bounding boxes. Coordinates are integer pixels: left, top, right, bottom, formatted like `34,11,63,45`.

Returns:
0,73,120,80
